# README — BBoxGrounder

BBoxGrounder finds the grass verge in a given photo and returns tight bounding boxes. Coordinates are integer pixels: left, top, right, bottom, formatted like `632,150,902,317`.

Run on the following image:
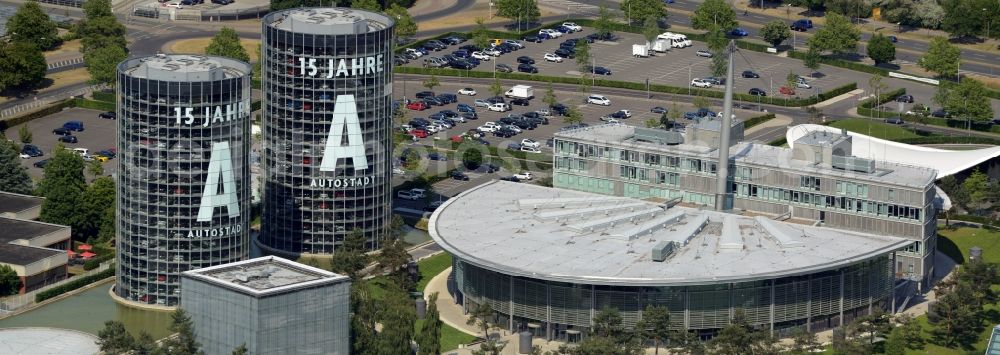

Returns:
828,118,920,140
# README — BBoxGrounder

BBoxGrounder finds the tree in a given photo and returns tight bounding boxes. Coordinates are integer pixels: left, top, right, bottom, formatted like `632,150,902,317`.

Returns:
96,207,115,244
132,331,158,355
489,77,504,98
955,257,1000,304
895,313,926,351
495,0,540,30
38,147,86,235
563,107,583,125
935,79,993,124
580,307,642,354
802,47,822,75
351,280,379,355
97,320,135,354
0,140,33,195
376,283,416,355
785,71,798,95
0,264,20,296
787,328,821,354
708,310,754,354
867,33,896,65
18,124,32,144
85,45,127,85
422,75,440,91
205,28,250,63
330,228,369,279
78,176,114,239
667,103,681,126
472,18,491,50
760,20,791,48
706,27,728,77
87,160,104,176
622,0,666,25
7,1,59,50
927,282,981,347
0,41,47,92
884,330,906,355
162,309,201,354
379,237,413,287
635,305,671,355
467,302,493,339
417,292,442,355
853,310,892,350
78,0,127,54
804,106,824,124
463,147,484,170
594,6,616,40
642,16,660,46
231,344,248,355
83,0,113,19
644,118,660,128
386,4,417,40
912,0,946,30
691,0,738,31
543,82,558,107
919,37,961,78
808,12,860,55
351,0,381,12
575,38,593,73
941,0,993,38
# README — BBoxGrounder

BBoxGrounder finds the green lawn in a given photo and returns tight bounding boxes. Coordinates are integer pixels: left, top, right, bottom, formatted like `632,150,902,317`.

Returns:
416,318,479,353
828,119,921,140
417,253,453,293
904,227,1000,354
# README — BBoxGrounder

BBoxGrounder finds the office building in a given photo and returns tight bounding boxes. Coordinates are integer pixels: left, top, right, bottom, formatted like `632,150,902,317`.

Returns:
259,8,395,257
429,181,908,339
115,54,253,307
552,123,937,289
181,256,351,355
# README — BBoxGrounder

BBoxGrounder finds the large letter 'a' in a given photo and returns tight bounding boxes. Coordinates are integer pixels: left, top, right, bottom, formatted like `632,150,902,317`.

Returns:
197,141,240,222
320,95,368,173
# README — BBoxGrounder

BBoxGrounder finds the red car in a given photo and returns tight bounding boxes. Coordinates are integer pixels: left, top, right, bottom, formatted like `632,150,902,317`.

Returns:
779,86,795,96
410,129,428,138
407,101,428,111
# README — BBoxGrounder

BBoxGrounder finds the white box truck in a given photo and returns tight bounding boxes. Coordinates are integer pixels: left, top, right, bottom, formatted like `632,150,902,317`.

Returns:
504,85,534,99
632,44,650,57
658,32,692,48
651,38,671,53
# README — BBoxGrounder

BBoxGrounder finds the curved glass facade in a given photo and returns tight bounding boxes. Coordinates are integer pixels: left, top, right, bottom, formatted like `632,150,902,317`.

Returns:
116,55,253,307
453,255,894,338
259,8,394,256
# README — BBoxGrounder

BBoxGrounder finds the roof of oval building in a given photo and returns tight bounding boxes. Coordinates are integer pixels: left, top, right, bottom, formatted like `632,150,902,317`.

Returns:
429,181,910,286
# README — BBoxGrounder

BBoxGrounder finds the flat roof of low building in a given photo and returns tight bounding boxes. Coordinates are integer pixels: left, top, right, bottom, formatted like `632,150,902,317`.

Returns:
0,217,67,266
0,327,100,355
556,124,936,189
183,256,349,296
430,181,910,286
0,192,43,215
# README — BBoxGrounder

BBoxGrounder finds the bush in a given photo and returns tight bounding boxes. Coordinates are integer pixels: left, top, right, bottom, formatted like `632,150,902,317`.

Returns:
83,254,113,270
71,98,115,111
0,99,75,133
787,51,890,76
91,91,115,103
743,113,775,129
895,136,1000,145
35,266,115,303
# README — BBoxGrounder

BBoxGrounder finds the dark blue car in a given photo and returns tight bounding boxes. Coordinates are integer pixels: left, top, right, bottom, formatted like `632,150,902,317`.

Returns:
730,28,748,37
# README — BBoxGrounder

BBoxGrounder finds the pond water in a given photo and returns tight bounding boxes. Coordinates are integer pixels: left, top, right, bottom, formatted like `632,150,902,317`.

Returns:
0,280,173,339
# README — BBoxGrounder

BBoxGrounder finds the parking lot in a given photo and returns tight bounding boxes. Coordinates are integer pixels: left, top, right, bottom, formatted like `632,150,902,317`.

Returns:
401,25,1000,118
2,108,118,180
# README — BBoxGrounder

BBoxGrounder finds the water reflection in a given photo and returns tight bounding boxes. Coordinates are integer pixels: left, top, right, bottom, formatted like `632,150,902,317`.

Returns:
0,281,172,339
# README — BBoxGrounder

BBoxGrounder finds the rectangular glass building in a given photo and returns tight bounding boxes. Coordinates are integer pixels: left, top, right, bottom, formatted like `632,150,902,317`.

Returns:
181,256,351,355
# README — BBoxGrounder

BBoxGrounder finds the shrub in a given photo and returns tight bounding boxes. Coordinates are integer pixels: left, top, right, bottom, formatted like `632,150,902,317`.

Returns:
35,266,115,303
91,90,115,103
83,254,114,270
743,113,775,129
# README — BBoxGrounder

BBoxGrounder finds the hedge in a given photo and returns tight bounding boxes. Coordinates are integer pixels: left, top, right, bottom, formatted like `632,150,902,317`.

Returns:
83,254,114,270
743,113,775,129
91,91,116,103
397,67,857,107
768,137,787,146
35,265,115,303
939,213,999,227
920,116,999,133
71,98,115,111
0,99,76,132
856,88,906,117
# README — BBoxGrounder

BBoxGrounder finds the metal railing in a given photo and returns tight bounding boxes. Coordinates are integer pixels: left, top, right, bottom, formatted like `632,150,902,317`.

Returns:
0,262,113,317
132,4,269,21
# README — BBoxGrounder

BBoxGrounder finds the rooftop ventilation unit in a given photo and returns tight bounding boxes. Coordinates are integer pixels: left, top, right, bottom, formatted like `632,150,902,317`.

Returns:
652,241,678,262
832,155,876,174
634,127,684,145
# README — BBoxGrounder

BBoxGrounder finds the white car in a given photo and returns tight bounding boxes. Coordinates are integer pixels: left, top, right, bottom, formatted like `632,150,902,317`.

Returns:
600,116,620,123
397,190,419,200
504,40,525,48
691,78,712,88
404,48,424,58
796,81,812,89
539,29,563,38
483,48,501,56
562,22,582,32
520,146,541,153
513,171,533,180
410,188,427,198
393,167,406,175
458,88,477,96
543,53,563,62
521,139,540,148
503,124,522,133
488,102,510,112
424,124,440,133
477,124,499,133
587,95,611,106
471,51,491,60
19,152,30,159
164,1,182,8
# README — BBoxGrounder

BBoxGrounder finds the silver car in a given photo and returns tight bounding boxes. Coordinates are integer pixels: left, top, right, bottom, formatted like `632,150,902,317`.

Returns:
696,50,713,58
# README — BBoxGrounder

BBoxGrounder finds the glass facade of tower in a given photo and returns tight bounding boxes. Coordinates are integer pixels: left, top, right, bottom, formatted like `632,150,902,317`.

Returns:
260,8,395,256
116,55,252,307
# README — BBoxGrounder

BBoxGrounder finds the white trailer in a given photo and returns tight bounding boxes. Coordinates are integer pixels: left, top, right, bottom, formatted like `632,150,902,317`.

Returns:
650,38,671,53
504,85,534,99
632,44,650,57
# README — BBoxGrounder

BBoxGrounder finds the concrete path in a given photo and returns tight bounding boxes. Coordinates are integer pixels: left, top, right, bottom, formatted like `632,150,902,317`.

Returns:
745,112,792,137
